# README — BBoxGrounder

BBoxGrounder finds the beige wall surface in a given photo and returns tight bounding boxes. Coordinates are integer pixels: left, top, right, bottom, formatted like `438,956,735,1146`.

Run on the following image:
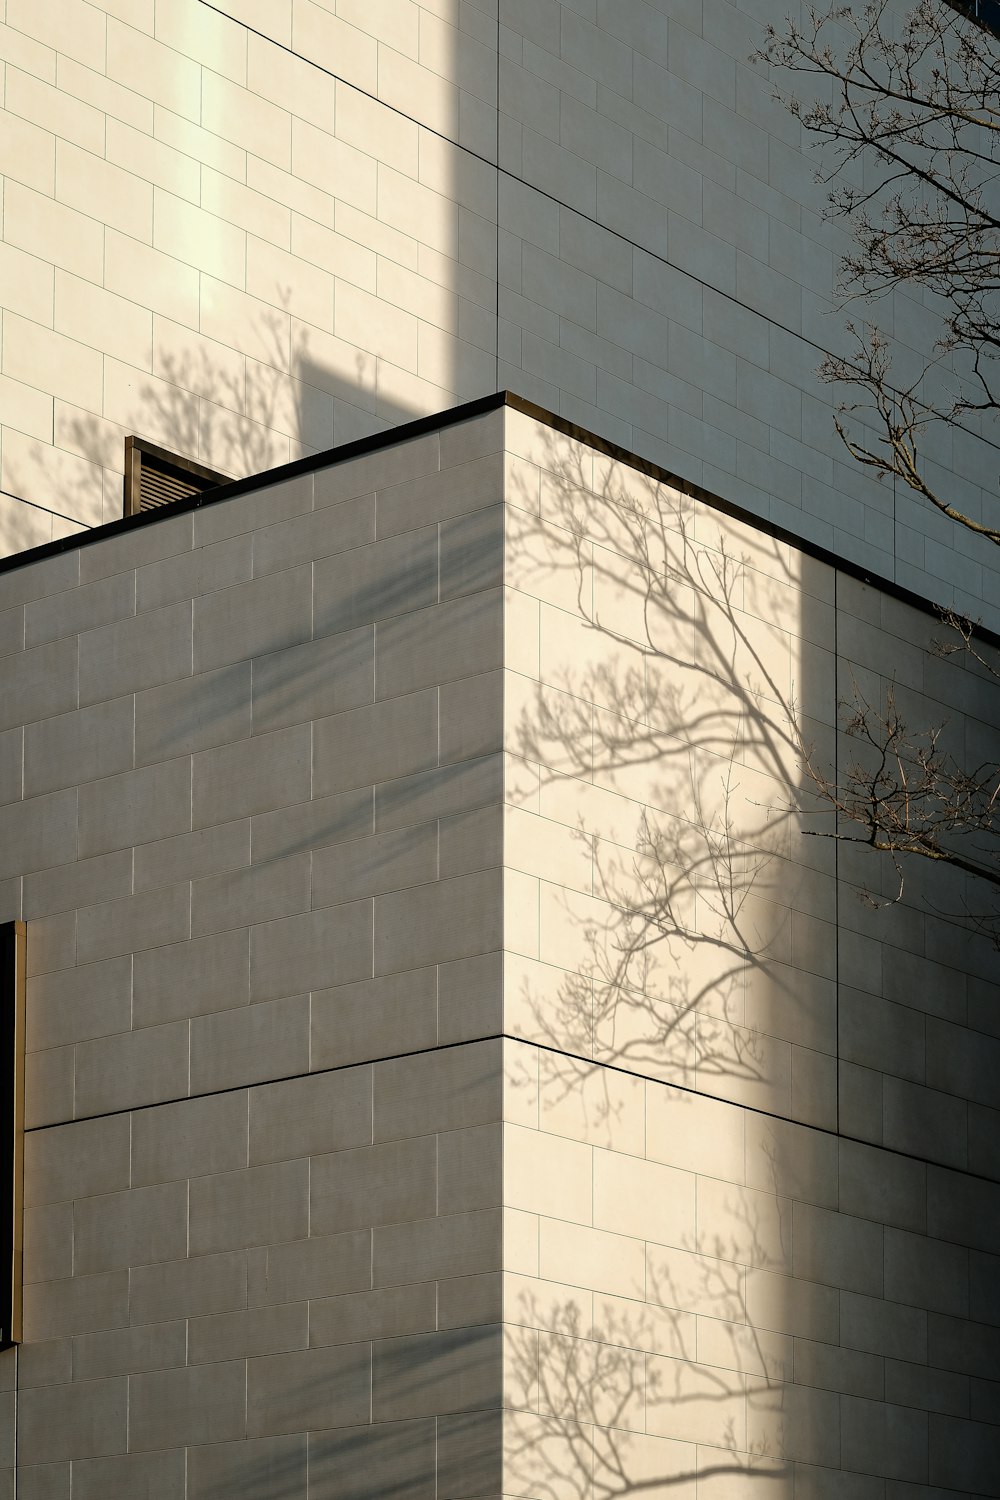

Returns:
1,0,999,629
0,401,995,1495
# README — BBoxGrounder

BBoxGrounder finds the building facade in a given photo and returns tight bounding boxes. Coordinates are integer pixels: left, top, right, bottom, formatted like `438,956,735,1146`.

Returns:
0,2,998,1498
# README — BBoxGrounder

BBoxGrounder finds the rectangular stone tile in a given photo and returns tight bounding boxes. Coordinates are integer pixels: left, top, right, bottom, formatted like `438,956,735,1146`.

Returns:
74,1181,188,1274
247,1343,371,1436
24,695,134,797
188,1435,306,1500
129,1250,247,1325
136,532,252,613
373,1039,502,1142
131,1090,249,1187
253,492,373,577
26,954,132,1052
71,1451,186,1500
0,636,78,732
314,526,437,638
17,1379,127,1464
308,1419,435,1500
372,1324,501,1421
312,822,437,908
192,722,311,829
72,1321,188,1380
249,901,373,1003
250,627,374,735
23,569,134,649
190,994,310,1093
74,1019,189,1115
189,1301,308,1366
374,753,502,834
841,1394,928,1483
841,1290,927,1364
373,451,502,536
247,1229,371,1306
22,1270,128,1343
375,868,502,974
309,1282,438,1349
76,882,190,964
251,787,371,864
0,788,77,879
128,1361,246,1452
79,600,191,707
22,848,133,922
312,687,438,798
374,1209,503,1286
193,563,312,674
134,926,250,1026
78,756,191,859
249,1066,371,1165
135,660,251,766
193,475,312,549
192,855,310,937
24,1114,130,1208
311,1135,437,1237
375,589,503,700
133,820,250,892
310,968,438,1070
791,1201,883,1296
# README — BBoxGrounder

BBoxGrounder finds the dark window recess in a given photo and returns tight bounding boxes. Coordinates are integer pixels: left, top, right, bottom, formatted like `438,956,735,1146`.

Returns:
123,437,227,517
946,0,1000,34
0,920,24,1349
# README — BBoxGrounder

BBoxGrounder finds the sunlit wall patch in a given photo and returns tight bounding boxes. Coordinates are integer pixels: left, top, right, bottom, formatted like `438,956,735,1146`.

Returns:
0,921,25,1348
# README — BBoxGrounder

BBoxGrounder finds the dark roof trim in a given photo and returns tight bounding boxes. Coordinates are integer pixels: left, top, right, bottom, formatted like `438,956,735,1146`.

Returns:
1,389,996,648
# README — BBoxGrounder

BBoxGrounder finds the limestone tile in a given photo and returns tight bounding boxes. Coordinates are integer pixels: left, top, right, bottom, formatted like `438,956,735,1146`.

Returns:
928,1164,1000,1256
70,1452,186,1500
192,722,310,829
313,822,437,909
128,1361,246,1452
25,910,77,979
439,669,503,765
839,1140,927,1235
592,1147,695,1250
373,1039,502,1142
375,754,503,835
133,927,250,1026
538,1217,644,1301
792,1337,883,1401
312,688,438,798
929,1413,1000,1496
744,1111,838,1210
314,526,437,638
187,1435,305,1500
0,788,73,881
840,1394,928,1484
249,901,373,1002
24,1045,73,1128
136,534,252,614
70,1321,184,1383
645,1078,745,1184
22,696,131,804
23,1201,72,1288
376,590,504,700
193,476,312,551
310,1283,436,1350
307,1418,436,1500
24,570,134,649
192,854,310,938
189,1159,309,1256
190,994,310,1093
251,788,371,866
24,1112,130,1208
249,1066,372,1165
884,1357,969,1419
504,1123,592,1224
188,1302,308,1374
372,1324,501,1421
697,1178,793,1275
841,1291,926,1365
883,1076,968,1170
134,821,250,893
744,1268,839,1344
135,661,252,766
928,1312,1000,1380
22,1270,128,1343
73,1181,188,1275
131,1091,248,1187
247,1229,371,1307
374,868,502,973
372,1205,499,1287
76,882,190,964
745,1376,840,1469
17,1378,127,1464
74,1019,189,1116
22,848,133,923
312,1135,437,1236
78,600,191,708
697,1314,792,1383
792,1202,883,1297
79,515,194,589
646,1352,748,1453
310,967,438,1070
16,1341,72,1390
128,1250,247,1325
0,635,77,733
193,563,312,676
78,756,191,859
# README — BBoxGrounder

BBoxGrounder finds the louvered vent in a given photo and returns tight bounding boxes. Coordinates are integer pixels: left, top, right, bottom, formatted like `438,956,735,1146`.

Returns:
123,437,227,518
